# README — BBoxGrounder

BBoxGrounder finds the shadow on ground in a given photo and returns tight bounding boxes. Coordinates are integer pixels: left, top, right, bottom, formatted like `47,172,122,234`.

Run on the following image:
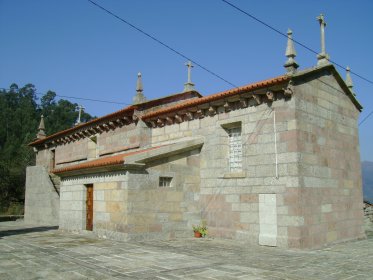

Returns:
0,215,23,222
0,226,58,238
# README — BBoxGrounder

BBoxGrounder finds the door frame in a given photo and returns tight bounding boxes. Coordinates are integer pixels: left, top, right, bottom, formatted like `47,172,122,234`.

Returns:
85,184,93,231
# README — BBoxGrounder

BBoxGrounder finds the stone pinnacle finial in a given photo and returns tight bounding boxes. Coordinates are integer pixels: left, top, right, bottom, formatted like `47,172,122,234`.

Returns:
36,114,46,139
284,29,299,73
345,66,356,96
316,13,330,66
133,72,146,104
183,61,195,92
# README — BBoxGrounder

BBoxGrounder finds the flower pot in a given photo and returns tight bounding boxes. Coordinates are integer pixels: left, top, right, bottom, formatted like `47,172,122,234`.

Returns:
194,231,202,238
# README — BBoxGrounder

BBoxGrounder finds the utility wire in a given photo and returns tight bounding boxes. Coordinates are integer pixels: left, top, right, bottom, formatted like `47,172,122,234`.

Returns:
0,87,130,105
359,109,373,126
221,0,373,86
87,0,238,88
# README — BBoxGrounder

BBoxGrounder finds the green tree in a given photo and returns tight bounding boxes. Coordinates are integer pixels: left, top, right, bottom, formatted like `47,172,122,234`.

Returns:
0,84,94,214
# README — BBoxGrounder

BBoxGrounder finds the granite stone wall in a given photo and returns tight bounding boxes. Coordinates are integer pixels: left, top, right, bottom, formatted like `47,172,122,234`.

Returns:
151,96,297,247
24,166,59,226
32,69,365,249
288,72,365,248
58,151,200,241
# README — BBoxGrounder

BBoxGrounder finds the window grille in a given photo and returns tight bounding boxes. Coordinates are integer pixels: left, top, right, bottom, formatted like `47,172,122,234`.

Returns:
159,177,172,187
228,127,242,172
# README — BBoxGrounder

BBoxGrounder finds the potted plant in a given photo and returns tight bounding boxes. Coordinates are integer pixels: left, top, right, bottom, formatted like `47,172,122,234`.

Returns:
192,223,207,238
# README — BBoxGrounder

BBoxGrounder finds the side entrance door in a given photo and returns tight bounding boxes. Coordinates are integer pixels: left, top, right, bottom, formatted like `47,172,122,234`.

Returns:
86,184,93,231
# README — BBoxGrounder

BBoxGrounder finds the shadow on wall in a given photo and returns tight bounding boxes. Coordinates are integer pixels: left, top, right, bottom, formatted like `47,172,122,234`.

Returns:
0,225,58,238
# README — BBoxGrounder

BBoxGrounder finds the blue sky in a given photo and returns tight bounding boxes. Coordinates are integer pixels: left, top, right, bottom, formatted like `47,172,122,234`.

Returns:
1,0,373,161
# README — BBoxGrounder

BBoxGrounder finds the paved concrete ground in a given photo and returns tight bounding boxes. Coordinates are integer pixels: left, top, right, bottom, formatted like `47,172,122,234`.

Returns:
0,221,372,280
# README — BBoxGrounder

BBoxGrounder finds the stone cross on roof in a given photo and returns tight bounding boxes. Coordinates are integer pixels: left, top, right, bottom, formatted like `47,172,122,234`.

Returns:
133,72,146,104
317,14,330,66
75,105,85,126
183,61,195,92
284,29,299,73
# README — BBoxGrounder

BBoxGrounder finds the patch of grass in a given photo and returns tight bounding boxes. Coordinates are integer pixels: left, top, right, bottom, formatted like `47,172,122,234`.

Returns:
0,202,24,216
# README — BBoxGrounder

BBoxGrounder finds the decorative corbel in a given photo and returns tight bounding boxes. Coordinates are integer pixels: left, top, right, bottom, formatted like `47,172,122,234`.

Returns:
283,80,294,97
208,106,216,116
132,115,139,122
185,112,194,121
196,109,204,119
266,91,274,101
224,101,231,112
98,126,105,133
149,120,157,128
239,97,248,108
73,133,81,140
108,121,117,129
157,118,165,127
122,116,130,124
115,119,125,127
252,95,262,105
99,124,110,132
175,114,183,123
82,130,91,137
166,117,174,125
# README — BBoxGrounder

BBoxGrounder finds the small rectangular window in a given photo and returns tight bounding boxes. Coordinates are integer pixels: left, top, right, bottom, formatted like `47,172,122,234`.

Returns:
228,127,242,172
159,177,172,187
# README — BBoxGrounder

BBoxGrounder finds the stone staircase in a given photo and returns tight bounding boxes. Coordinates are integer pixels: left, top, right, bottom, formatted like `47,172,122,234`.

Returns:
49,173,61,196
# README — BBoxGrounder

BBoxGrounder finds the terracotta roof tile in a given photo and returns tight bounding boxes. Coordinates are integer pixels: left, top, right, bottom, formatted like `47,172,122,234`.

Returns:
29,106,135,146
52,145,162,174
142,75,290,120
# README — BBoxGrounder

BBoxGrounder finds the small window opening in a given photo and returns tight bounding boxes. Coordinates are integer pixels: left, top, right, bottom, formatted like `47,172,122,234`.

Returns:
227,126,242,172
159,177,172,187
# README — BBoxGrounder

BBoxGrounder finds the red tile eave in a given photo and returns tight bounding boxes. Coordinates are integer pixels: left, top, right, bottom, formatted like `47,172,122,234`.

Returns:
52,145,163,174
29,106,135,146
141,75,290,120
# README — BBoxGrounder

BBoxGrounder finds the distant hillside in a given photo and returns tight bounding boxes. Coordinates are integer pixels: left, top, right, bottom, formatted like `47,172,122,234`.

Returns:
362,161,373,203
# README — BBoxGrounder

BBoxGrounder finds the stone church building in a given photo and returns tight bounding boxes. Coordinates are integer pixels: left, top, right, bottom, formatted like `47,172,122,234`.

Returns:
25,17,366,249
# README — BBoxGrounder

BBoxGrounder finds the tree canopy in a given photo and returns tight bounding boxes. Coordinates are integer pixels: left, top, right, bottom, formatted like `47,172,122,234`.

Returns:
0,84,94,213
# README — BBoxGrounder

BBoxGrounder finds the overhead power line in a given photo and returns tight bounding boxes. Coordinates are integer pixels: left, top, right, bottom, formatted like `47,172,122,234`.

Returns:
221,0,373,86
359,109,373,126
0,87,130,105
87,0,237,88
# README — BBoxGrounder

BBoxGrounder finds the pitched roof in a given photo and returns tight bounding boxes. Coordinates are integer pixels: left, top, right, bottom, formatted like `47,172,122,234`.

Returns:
53,145,162,175
29,106,135,146
141,75,290,120
29,90,201,147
